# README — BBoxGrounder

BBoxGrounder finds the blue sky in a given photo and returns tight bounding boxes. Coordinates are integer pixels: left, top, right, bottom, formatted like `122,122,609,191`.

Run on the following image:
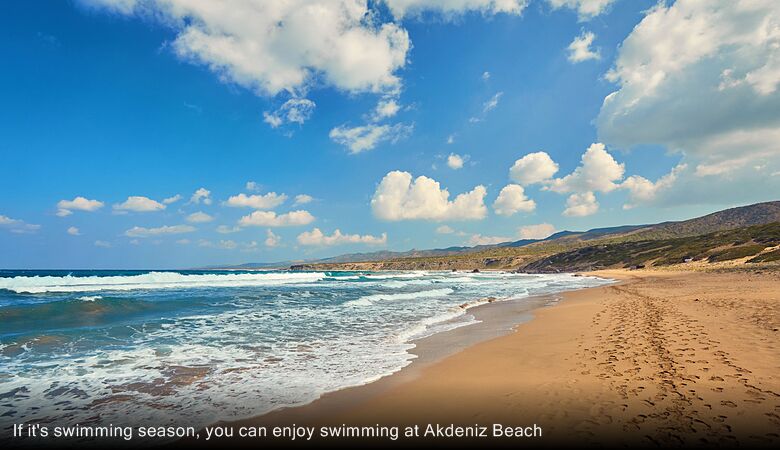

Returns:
1,0,779,269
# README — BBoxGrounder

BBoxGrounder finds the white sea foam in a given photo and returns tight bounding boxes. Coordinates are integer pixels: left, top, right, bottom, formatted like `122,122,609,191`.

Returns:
345,287,454,306
0,271,326,293
0,270,613,442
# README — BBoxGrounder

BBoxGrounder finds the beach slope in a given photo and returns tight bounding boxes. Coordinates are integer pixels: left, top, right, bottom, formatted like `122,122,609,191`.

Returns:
222,269,779,447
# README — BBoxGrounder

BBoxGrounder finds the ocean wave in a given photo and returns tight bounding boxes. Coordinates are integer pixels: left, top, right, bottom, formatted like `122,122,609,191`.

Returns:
0,271,326,294
345,287,454,307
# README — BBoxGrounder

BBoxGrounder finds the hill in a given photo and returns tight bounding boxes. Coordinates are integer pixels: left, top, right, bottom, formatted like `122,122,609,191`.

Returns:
219,200,780,271
284,201,780,272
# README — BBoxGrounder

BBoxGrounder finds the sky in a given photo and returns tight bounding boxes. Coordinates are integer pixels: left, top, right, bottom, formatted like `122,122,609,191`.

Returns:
1,0,779,269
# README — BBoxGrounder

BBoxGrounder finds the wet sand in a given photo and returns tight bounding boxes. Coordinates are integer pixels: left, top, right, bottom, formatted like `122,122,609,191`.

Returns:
199,269,780,447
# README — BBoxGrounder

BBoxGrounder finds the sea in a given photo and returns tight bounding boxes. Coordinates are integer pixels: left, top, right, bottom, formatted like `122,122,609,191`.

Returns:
0,269,611,435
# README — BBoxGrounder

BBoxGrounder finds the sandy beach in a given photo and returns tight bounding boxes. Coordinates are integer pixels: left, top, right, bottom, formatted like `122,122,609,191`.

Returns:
208,268,780,447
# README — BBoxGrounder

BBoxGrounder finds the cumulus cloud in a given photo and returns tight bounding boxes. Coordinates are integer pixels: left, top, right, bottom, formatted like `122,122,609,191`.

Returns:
297,228,387,246
265,229,281,247
517,223,556,240
493,184,536,216
372,98,401,121
245,181,261,192
435,225,455,234
67,226,81,236
0,214,40,234
547,0,616,20
225,192,287,209
113,196,166,213
329,122,413,154
238,210,315,227
447,153,465,170
597,0,780,198
548,143,624,193
468,233,512,246
189,188,212,205
90,0,411,96
199,239,238,250
163,194,182,205
125,224,196,238
567,31,600,63
56,196,104,217
621,164,688,209
563,191,598,217
263,98,316,128
509,151,559,185
216,225,241,234
385,0,529,19
186,211,214,223
294,194,314,205
371,171,487,221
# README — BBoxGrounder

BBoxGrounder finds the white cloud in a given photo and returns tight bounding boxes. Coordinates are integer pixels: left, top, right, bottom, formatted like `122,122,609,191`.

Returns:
189,188,212,205
186,211,214,223
263,98,316,128
265,229,281,247
517,223,556,240
493,184,536,216
468,91,504,122
245,181,261,192
67,226,81,236
225,192,287,209
447,153,465,170
124,224,196,238
238,210,315,227
297,228,387,246
509,151,559,185
56,196,104,217
94,240,112,248
199,239,238,250
385,0,528,19
371,170,487,221
482,71,491,80
216,225,241,234
621,164,687,209
597,0,780,193
91,0,410,96
0,215,18,226
468,233,512,246
563,191,598,217
0,214,40,234
435,225,455,234
372,98,401,121
329,122,413,154
567,31,600,63
176,239,190,245
482,91,503,113
547,0,616,20
548,143,624,193
113,196,166,213
294,194,313,205
446,134,455,144
163,194,182,205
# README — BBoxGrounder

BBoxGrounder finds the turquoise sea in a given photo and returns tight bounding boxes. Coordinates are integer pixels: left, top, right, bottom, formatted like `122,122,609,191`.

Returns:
0,269,611,434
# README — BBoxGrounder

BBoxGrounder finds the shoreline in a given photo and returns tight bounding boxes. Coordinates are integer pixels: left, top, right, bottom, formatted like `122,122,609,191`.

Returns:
195,274,619,437
191,268,779,447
